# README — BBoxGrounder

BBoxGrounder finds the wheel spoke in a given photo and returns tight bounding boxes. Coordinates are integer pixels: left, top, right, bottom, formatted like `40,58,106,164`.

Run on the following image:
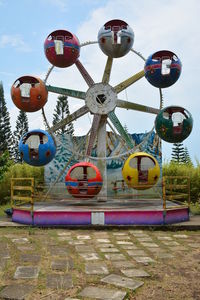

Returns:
114,70,145,94
75,59,95,87
86,114,101,156
117,99,160,115
49,105,89,133
102,56,113,84
108,111,134,149
46,85,86,100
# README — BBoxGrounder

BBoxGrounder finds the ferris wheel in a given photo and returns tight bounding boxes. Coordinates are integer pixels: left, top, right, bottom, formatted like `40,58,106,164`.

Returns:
11,19,193,199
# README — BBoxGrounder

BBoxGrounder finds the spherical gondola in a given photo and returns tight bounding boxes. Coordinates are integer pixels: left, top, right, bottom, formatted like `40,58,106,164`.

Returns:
11,76,48,112
19,129,56,166
122,152,160,190
44,29,80,68
144,50,182,88
155,106,193,143
65,162,103,198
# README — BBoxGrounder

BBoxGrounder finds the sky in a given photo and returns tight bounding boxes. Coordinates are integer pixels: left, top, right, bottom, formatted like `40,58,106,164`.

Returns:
0,0,199,163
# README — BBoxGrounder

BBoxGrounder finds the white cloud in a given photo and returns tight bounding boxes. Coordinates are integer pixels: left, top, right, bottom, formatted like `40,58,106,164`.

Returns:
0,34,31,52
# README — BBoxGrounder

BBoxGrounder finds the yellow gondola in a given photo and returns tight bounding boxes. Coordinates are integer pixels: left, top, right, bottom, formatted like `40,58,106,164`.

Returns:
122,152,160,190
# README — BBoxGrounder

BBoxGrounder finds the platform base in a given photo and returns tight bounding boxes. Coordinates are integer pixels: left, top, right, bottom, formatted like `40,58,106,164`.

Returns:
12,198,189,226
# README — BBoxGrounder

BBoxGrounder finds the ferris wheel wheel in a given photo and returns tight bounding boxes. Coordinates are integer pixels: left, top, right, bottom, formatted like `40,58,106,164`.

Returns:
11,19,193,199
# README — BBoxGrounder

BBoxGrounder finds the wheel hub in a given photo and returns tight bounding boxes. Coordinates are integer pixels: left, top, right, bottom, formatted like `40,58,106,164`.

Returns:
85,83,117,114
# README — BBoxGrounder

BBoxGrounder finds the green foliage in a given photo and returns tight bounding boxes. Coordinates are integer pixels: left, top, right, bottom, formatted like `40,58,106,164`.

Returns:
13,110,29,162
0,151,13,181
190,202,200,215
163,162,200,202
0,82,13,156
0,163,44,204
53,95,74,135
171,142,185,163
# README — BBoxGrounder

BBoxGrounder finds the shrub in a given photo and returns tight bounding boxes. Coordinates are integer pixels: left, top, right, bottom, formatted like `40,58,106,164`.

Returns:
0,163,44,204
163,162,200,203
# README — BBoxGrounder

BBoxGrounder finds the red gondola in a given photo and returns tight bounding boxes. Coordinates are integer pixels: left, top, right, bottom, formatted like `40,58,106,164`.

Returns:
65,162,103,198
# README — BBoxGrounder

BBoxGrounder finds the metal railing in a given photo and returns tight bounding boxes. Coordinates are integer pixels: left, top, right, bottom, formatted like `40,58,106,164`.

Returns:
11,178,34,213
10,176,190,212
162,176,190,210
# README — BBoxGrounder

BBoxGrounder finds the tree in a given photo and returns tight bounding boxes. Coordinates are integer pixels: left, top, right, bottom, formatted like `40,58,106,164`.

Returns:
171,142,185,163
0,151,12,181
53,95,74,135
183,146,193,166
0,82,13,155
13,110,29,162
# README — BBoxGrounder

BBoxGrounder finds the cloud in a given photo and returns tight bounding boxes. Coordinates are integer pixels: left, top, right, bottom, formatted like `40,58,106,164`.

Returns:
0,34,31,52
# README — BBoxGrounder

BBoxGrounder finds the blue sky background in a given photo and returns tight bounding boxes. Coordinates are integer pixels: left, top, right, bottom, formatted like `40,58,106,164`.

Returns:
0,0,199,163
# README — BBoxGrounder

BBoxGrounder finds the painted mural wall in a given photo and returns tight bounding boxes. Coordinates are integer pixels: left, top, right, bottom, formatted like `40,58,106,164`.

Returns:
44,130,162,197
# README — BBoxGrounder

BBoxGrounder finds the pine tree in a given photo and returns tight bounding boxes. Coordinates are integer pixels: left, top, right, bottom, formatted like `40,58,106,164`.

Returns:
171,142,185,163
183,146,193,166
53,95,74,135
13,110,29,162
0,82,13,156
124,124,129,135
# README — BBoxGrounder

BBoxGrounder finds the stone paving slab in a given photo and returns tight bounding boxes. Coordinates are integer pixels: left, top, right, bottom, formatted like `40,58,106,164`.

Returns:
137,237,153,242
20,254,41,263
157,236,173,241
130,233,149,237
113,232,128,236
51,258,73,271
14,266,40,279
114,235,130,240
46,274,73,289
126,250,147,257
154,253,174,259
12,238,29,244
187,243,200,248
96,243,114,248
85,262,109,274
140,242,159,248
116,241,134,245
79,252,100,260
168,246,188,251
75,245,95,252
77,235,91,240
112,261,136,269
69,240,85,245
120,245,138,250
57,232,72,236
100,247,119,253
0,249,10,259
0,284,34,300
133,256,155,265
101,274,144,290
97,238,111,243
105,253,126,261
79,286,126,300
58,236,73,241
121,268,150,277
147,247,165,253
17,245,35,251
0,258,6,271
162,241,180,246
48,246,68,256
173,234,188,239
